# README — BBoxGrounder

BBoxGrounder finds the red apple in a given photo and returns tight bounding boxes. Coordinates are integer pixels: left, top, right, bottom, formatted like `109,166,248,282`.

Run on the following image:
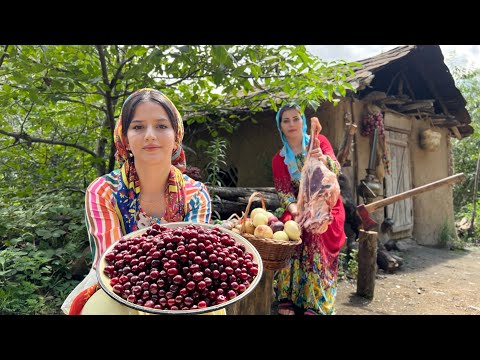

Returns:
267,215,279,226
270,221,284,233
280,211,293,223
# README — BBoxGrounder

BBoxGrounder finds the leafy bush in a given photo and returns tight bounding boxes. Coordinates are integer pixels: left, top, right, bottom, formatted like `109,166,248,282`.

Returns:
439,219,465,250
338,248,358,280
0,191,89,314
451,68,480,242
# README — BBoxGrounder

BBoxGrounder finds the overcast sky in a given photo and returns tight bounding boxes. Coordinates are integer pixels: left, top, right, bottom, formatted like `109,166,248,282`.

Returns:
306,45,480,70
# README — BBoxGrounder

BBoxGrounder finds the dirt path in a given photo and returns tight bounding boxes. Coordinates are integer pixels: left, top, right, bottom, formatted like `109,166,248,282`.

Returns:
336,244,480,315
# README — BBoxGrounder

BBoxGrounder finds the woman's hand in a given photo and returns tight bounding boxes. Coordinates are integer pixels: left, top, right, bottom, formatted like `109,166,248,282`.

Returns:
287,203,299,219
310,147,328,166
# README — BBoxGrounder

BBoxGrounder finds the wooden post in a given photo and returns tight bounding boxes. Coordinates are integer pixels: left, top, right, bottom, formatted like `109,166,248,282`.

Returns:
356,229,378,299
225,269,275,315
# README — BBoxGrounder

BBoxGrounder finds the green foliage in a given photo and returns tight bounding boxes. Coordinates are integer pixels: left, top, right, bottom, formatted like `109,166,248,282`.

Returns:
205,138,229,188
438,219,463,249
0,44,358,313
347,249,359,279
338,249,358,280
451,66,480,242
0,191,88,314
455,203,480,243
204,138,229,221
1,45,357,186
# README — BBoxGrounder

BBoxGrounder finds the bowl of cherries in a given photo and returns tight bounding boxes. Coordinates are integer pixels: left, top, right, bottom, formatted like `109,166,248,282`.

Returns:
97,222,263,314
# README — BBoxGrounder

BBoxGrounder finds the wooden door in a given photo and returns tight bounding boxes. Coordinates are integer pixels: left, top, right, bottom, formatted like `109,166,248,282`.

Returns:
384,131,413,236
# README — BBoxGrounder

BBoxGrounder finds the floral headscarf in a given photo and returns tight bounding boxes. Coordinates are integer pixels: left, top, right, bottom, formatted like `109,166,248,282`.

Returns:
275,104,310,182
114,88,186,179
112,88,187,233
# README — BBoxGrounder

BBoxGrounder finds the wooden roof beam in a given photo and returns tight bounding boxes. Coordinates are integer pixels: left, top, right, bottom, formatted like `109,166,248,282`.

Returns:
451,126,462,140
413,61,463,139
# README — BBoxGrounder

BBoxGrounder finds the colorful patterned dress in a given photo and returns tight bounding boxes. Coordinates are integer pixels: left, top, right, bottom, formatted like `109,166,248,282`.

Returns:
85,165,211,269
272,134,346,315
62,88,224,315
61,166,212,315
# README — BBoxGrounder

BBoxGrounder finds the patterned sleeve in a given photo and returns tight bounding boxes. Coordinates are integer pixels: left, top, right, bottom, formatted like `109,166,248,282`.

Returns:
272,153,297,209
85,177,124,269
319,134,341,177
183,176,212,224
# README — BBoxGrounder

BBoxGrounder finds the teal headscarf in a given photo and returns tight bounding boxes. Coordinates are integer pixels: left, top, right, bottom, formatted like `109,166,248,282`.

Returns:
275,104,310,181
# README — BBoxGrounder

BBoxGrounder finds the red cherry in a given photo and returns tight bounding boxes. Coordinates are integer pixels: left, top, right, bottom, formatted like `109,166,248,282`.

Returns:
186,281,196,291
173,275,184,284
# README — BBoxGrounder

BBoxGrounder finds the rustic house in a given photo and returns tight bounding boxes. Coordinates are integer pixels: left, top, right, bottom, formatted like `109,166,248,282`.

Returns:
186,45,473,248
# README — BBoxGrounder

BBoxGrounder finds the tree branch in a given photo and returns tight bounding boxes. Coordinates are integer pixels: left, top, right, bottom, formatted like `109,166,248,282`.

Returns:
6,83,100,96
20,104,34,134
0,45,9,69
95,45,116,175
152,73,291,81
96,45,111,89
110,55,135,89
43,185,86,195
166,69,201,87
54,97,105,112
15,47,73,75
0,142,22,151
0,129,98,157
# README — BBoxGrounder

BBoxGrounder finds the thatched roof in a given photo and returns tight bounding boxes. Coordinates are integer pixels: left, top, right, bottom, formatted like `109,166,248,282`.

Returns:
349,45,473,138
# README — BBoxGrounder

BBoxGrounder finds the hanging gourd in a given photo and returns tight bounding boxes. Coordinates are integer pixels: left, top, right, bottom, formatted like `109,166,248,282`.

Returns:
420,128,441,151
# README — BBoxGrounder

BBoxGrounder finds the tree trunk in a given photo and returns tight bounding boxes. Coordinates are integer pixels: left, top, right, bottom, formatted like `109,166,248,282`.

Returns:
356,229,378,299
469,154,480,236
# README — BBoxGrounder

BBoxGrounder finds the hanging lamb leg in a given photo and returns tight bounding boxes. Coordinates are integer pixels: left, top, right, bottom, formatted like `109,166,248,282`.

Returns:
297,117,341,235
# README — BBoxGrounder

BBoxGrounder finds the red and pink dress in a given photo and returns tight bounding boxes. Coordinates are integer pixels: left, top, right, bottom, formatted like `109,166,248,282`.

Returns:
272,134,346,315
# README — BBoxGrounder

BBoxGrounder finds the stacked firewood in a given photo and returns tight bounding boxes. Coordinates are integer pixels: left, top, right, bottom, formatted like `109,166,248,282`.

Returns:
206,186,280,219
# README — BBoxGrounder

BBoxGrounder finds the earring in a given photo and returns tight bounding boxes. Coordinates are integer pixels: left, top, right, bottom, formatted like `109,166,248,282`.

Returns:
126,146,133,158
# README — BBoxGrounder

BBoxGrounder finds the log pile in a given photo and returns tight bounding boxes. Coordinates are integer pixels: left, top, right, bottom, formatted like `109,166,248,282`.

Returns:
377,241,403,273
206,186,280,219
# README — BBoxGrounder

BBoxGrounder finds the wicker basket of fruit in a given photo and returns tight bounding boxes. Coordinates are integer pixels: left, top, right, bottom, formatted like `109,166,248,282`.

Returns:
97,222,263,315
240,192,302,271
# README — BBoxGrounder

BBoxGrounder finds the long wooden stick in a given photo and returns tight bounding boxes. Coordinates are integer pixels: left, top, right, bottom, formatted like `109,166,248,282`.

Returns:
365,173,465,213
